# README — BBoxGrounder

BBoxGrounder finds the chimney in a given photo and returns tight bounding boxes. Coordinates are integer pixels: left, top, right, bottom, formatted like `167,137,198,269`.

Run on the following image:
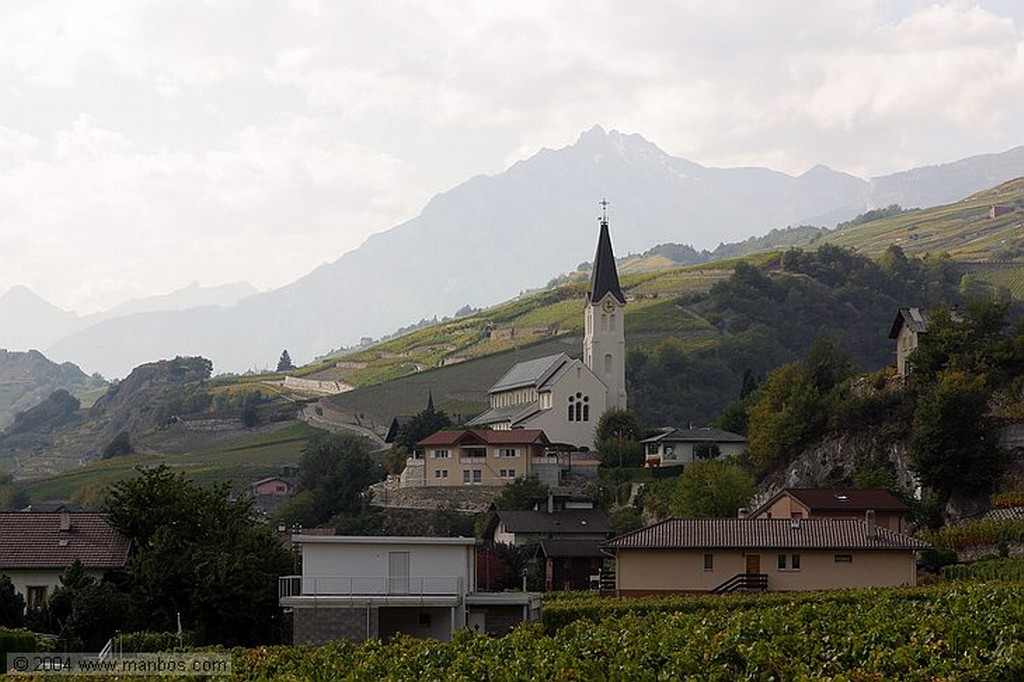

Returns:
59,510,71,532
866,509,877,539
737,508,749,519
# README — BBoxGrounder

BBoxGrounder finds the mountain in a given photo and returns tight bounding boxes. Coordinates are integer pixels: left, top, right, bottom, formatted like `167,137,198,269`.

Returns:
0,286,82,351
0,281,257,362
37,128,1024,377
0,348,104,431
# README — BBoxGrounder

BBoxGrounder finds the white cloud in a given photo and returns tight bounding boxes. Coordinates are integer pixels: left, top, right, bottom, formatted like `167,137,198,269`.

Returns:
2,1,1024,312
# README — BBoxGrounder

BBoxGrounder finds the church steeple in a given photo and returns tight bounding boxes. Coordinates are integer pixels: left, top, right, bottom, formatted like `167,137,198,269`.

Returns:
587,199,625,306
583,199,627,410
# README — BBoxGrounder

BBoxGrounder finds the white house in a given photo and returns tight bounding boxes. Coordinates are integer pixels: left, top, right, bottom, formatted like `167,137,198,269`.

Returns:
468,210,627,450
641,427,747,468
0,511,130,609
279,536,540,643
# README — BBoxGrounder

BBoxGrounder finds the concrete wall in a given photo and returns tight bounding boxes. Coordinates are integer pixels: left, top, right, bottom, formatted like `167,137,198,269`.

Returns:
616,548,917,593
293,606,377,644
378,606,455,641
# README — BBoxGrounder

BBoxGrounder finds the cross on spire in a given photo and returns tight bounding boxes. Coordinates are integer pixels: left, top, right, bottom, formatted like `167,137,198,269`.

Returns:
599,198,610,225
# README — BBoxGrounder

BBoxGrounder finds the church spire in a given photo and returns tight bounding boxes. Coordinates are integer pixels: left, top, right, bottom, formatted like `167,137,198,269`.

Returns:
587,199,625,305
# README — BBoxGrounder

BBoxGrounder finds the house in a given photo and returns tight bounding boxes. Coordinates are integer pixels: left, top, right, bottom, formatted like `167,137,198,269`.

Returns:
0,511,131,608
251,476,294,497
603,516,927,595
750,488,911,533
279,535,541,643
641,427,747,467
889,307,928,377
465,207,627,450
402,429,553,488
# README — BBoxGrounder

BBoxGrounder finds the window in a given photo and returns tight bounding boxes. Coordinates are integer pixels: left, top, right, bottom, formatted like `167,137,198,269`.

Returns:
834,554,853,563
26,586,47,609
777,554,787,570
703,554,714,571
604,354,612,375
433,449,450,459
791,554,801,571
463,470,471,483
608,313,616,331
498,448,518,458
582,397,589,422
418,613,432,626
435,470,448,479
500,468,516,478
472,470,482,484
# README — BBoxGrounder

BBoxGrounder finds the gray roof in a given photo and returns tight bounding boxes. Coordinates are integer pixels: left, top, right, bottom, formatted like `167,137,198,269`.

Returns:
498,509,612,536
641,428,747,444
489,354,570,393
587,218,625,305
466,403,540,426
889,307,928,338
604,518,928,551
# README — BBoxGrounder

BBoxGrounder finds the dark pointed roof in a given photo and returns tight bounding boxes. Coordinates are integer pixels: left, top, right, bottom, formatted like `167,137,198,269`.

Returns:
587,216,625,305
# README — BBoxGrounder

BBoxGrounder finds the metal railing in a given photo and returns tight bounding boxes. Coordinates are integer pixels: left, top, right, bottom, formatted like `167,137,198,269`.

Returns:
711,573,769,594
279,575,465,599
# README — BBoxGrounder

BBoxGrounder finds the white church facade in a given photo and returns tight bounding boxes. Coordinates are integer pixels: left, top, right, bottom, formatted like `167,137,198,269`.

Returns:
466,209,627,450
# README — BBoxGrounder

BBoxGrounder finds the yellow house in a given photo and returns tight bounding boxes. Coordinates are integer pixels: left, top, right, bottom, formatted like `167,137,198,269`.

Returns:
604,516,927,595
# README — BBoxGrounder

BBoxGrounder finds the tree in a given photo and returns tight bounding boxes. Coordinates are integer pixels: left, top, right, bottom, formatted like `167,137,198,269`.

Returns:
668,460,754,517
395,405,453,451
911,369,1000,498
275,433,385,527
101,431,133,459
595,409,646,467
493,475,549,511
0,574,25,628
276,350,295,372
104,466,293,646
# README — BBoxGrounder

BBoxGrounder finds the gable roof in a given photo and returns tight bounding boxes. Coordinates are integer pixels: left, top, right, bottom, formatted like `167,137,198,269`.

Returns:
496,509,611,536
539,538,605,559
752,488,910,516
641,427,747,444
0,512,131,570
604,517,927,551
418,429,550,448
489,354,570,393
889,307,928,339
587,218,625,305
466,403,540,427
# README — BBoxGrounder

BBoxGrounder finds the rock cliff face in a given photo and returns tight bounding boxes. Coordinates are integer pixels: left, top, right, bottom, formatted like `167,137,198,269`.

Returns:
754,423,1024,522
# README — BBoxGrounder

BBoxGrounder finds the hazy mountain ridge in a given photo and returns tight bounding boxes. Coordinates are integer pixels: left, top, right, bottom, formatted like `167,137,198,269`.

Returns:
0,349,104,430
13,127,1024,378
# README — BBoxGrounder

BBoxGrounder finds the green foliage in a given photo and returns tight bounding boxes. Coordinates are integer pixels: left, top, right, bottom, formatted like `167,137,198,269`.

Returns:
911,369,1000,496
104,465,293,646
0,628,37,672
395,406,453,451
101,430,133,459
0,575,24,628
665,460,754,517
276,433,384,527
492,475,549,511
921,517,1024,551
608,506,643,535
594,409,646,467
276,350,295,373
225,584,1024,681
115,630,196,652
942,556,1024,581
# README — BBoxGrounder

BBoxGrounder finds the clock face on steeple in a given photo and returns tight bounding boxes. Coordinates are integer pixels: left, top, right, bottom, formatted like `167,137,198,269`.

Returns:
601,298,616,314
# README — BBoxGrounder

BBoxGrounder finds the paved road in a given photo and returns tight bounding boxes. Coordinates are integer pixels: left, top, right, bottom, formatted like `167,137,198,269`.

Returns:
300,404,388,450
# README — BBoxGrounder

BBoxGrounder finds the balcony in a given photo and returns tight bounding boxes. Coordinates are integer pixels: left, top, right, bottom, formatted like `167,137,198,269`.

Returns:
279,575,465,599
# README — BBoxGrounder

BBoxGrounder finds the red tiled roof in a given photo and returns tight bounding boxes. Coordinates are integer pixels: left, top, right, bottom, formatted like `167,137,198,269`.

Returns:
755,488,910,514
418,429,549,447
604,518,927,551
0,512,131,570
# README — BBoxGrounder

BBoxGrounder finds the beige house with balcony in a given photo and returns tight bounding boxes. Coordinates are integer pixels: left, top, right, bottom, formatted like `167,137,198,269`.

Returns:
402,429,554,488
279,535,540,642
603,516,927,595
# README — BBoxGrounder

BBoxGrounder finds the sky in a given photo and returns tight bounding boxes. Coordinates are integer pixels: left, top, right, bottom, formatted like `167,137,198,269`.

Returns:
3,1,1024,314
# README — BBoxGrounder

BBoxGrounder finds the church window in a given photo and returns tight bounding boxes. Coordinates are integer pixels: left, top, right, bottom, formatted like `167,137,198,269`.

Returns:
574,392,583,421
600,314,608,332
609,313,616,331
604,354,613,374
567,395,575,422
583,396,590,422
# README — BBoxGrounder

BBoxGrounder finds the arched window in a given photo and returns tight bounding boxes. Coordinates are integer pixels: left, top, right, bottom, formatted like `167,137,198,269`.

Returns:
582,396,590,422
604,353,613,374
574,392,583,421
609,313,616,331
567,395,575,422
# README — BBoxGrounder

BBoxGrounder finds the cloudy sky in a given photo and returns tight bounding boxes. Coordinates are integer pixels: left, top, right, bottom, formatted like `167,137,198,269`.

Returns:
3,0,1024,313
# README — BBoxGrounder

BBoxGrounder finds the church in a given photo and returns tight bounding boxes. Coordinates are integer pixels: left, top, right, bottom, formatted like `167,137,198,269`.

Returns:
466,207,627,450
